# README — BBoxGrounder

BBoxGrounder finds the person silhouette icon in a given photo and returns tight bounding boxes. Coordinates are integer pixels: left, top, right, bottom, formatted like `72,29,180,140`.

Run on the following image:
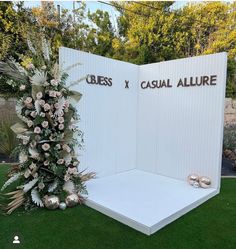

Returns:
13,236,20,244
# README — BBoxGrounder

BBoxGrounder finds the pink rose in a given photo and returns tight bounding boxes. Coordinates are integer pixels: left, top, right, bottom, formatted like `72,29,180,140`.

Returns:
34,126,41,134
39,100,45,106
24,97,32,104
30,111,37,118
27,63,35,70
64,100,69,108
68,167,78,175
54,103,59,109
40,112,45,117
62,144,71,153
43,103,51,111
50,79,59,86
57,159,64,165
56,91,62,97
49,90,57,98
58,117,64,123
58,124,64,130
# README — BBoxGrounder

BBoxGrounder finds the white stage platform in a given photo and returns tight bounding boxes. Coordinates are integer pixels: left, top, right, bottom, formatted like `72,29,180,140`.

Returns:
85,169,218,235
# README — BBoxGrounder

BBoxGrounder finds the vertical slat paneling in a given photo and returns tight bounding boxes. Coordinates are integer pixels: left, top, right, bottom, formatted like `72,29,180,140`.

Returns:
137,53,227,188
59,47,139,177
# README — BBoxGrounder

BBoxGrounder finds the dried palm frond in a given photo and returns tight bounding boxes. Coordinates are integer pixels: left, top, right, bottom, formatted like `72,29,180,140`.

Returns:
79,171,96,182
1,173,21,191
4,190,25,214
0,60,28,81
23,178,38,192
42,38,51,61
27,39,36,55
51,63,62,80
48,180,58,193
63,180,75,194
67,76,87,89
64,62,82,72
7,164,21,177
31,188,44,207
30,69,47,85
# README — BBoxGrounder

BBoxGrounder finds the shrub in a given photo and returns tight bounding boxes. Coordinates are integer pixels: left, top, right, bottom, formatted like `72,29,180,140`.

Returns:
223,124,236,152
0,115,18,157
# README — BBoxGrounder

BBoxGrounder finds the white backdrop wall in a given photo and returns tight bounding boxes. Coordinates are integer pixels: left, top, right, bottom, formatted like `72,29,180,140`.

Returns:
137,53,227,188
59,47,139,177
60,47,227,189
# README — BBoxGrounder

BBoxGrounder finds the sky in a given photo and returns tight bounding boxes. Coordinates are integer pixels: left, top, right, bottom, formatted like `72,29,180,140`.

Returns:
23,1,188,12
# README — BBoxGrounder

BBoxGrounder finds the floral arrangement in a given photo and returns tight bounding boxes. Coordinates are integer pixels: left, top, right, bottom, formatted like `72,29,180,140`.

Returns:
0,39,94,214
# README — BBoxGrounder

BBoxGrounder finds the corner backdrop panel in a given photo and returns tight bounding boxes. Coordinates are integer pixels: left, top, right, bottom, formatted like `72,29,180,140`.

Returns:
59,47,227,235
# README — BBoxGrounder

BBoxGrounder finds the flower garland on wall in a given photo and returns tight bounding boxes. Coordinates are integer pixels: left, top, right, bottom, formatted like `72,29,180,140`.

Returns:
0,39,95,214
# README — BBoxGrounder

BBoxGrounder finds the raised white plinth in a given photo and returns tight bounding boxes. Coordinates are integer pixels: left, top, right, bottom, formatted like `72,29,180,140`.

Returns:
85,169,218,235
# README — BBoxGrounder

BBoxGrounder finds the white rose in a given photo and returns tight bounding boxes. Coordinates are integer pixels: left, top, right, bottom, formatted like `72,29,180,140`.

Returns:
55,144,61,150
27,120,33,127
73,161,79,166
20,85,26,91
58,124,64,130
36,92,43,99
38,182,45,190
44,160,49,166
45,153,50,158
33,172,38,179
30,141,37,148
42,143,50,151
29,163,37,170
24,169,31,178
43,81,50,86
42,121,48,128
64,174,70,181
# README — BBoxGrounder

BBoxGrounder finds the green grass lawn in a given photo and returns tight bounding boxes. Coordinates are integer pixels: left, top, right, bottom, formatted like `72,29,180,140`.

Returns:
0,164,236,249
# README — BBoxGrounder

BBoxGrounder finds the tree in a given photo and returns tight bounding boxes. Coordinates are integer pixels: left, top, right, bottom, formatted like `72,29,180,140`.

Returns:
87,9,115,57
